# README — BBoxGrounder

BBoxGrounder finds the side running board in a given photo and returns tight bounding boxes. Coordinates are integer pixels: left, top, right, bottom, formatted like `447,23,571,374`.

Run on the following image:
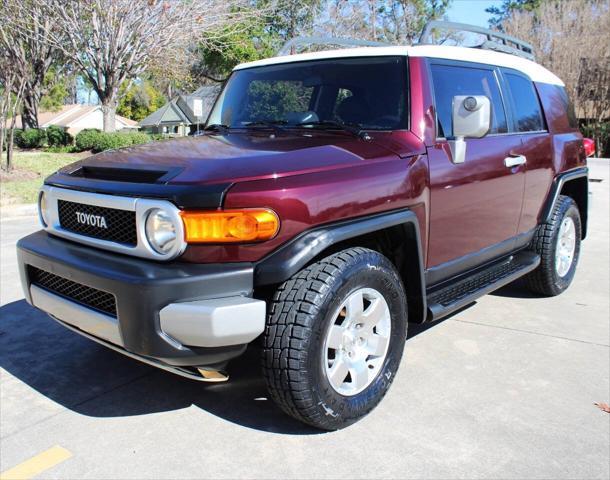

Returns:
426,251,540,321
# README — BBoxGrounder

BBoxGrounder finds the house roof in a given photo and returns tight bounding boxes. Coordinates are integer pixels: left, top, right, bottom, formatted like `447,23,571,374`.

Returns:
138,99,190,126
139,85,221,127
13,104,137,129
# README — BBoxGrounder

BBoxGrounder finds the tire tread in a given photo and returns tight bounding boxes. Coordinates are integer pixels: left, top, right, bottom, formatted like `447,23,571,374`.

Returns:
261,247,391,428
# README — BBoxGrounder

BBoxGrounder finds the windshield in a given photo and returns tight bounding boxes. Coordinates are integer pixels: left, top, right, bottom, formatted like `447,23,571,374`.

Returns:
207,56,408,131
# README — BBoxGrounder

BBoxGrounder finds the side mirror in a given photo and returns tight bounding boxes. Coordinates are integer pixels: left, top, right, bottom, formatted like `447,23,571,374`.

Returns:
449,95,491,164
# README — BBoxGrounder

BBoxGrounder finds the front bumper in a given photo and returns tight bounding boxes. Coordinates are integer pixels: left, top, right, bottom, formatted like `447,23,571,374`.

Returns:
17,231,266,372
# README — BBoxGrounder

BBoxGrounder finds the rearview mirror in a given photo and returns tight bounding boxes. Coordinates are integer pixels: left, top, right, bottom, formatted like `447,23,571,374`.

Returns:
449,95,491,164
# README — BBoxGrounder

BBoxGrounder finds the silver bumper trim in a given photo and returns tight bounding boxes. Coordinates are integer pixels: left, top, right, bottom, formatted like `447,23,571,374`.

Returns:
30,284,123,346
160,296,266,348
30,284,266,351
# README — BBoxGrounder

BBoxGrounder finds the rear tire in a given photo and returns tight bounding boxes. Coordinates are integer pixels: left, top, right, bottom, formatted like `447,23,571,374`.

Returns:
261,247,408,430
525,195,581,296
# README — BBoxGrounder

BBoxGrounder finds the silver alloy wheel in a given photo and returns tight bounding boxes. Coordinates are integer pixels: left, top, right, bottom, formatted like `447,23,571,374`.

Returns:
323,288,391,396
555,216,576,277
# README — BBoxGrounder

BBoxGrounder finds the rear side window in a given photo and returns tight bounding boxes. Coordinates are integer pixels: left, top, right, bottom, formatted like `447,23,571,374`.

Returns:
556,85,578,128
504,73,545,132
430,64,508,138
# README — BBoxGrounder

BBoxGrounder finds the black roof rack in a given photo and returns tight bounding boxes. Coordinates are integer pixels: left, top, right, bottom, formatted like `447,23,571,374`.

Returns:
419,20,535,61
276,36,390,57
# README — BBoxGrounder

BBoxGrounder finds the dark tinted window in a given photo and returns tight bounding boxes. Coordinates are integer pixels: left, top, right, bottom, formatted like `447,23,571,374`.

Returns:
556,85,578,128
431,64,508,137
504,73,545,132
208,57,408,130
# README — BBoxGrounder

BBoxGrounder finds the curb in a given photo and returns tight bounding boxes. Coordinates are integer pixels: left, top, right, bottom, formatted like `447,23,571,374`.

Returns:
0,203,38,219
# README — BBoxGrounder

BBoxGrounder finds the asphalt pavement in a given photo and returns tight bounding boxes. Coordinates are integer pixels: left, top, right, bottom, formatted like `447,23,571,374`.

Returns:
1,159,608,479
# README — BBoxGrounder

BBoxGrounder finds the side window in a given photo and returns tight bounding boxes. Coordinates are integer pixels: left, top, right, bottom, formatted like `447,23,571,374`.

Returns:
556,85,578,129
430,64,508,138
504,73,545,132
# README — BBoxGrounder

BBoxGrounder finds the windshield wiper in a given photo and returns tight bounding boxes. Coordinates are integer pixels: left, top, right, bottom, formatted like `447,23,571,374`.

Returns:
243,120,290,134
296,120,371,140
202,123,230,134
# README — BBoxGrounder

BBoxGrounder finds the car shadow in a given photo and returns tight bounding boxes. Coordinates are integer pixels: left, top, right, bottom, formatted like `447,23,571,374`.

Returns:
489,279,543,299
0,296,493,434
0,299,318,435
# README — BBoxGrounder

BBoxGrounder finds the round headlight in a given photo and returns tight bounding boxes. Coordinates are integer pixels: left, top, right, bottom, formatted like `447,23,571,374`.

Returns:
38,191,49,227
145,208,178,255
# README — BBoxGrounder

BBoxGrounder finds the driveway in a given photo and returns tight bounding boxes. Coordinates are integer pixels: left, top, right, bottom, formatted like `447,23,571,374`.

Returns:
1,159,608,479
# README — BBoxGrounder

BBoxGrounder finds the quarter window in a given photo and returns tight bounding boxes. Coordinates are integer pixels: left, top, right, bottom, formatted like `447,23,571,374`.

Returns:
431,64,508,138
504,73,545,132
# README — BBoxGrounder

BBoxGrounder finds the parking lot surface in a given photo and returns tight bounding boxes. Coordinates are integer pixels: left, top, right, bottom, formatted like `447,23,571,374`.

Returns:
1,159,608,479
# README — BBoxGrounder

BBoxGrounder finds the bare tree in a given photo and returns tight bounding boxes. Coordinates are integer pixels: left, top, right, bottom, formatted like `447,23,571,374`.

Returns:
502,0,610,156
380,0,451,45
0,44,27,171
315,0,451,46
16,0,256,132
313,1,369,39
0,0,64,129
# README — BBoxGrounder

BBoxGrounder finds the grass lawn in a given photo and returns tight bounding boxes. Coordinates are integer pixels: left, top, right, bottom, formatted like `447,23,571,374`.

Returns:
0,151,87,206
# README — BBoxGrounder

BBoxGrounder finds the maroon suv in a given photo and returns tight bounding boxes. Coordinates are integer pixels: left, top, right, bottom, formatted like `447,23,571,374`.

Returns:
17,40,588,430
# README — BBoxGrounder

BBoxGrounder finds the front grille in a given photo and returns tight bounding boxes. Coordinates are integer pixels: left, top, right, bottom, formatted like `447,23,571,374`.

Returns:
29,266,117,317
58,200,137,246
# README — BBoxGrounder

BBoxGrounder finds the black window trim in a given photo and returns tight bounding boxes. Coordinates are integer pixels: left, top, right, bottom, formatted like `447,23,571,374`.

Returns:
426,58,548,141
497,66,548,134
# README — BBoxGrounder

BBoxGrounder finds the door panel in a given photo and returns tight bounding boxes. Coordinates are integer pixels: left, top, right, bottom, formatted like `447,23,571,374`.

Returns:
516,133,553,233
427,135,525,268
426,60,526,269
499,69,554,234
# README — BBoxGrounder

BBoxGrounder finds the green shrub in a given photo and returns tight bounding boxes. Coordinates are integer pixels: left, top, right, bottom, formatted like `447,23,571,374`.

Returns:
90,131,151,153
12,129,23,148
149,133,169,141
16,128,47,148
74,128,101,152
125,132,152,145
44,145,77,153
46,125,73,147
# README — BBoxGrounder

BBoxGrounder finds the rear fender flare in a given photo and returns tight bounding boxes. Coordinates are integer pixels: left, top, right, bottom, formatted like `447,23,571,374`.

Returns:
540,167,588,239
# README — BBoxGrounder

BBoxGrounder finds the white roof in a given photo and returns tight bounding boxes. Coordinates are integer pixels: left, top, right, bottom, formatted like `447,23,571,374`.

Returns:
234,45,564,86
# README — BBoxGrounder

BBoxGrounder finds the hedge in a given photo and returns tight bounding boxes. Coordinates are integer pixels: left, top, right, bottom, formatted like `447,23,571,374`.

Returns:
46,125,73,147
90,132,151,153
16,128,47,148
74,128,102,151
74,130,152,153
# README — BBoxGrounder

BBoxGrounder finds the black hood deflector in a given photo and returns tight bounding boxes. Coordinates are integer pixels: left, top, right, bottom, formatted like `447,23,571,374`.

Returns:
44,172,232,210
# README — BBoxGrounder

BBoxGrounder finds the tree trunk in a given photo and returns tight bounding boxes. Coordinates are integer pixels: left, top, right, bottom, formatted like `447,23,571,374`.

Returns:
101,101,117,132
6,127,15,171
0,127,5,165
21,90,40,129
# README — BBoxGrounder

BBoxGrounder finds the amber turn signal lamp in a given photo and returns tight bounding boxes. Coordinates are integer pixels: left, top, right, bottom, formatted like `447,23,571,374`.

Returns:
180,209,280,243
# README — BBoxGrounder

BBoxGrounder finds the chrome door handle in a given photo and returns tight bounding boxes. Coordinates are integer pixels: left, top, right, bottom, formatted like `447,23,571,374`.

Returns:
504,155,527,168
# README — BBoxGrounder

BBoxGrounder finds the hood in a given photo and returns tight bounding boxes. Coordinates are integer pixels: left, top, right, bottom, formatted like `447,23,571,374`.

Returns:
59,132,417,186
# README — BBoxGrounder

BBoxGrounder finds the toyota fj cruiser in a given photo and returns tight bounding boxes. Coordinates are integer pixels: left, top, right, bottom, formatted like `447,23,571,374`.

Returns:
17,23,588,430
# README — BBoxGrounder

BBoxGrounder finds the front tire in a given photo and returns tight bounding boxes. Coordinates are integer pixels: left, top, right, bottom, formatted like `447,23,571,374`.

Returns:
525,195,582,296
261,247,408,430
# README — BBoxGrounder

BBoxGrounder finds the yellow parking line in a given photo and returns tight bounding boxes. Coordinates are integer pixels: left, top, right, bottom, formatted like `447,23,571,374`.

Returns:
0,446,72,480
